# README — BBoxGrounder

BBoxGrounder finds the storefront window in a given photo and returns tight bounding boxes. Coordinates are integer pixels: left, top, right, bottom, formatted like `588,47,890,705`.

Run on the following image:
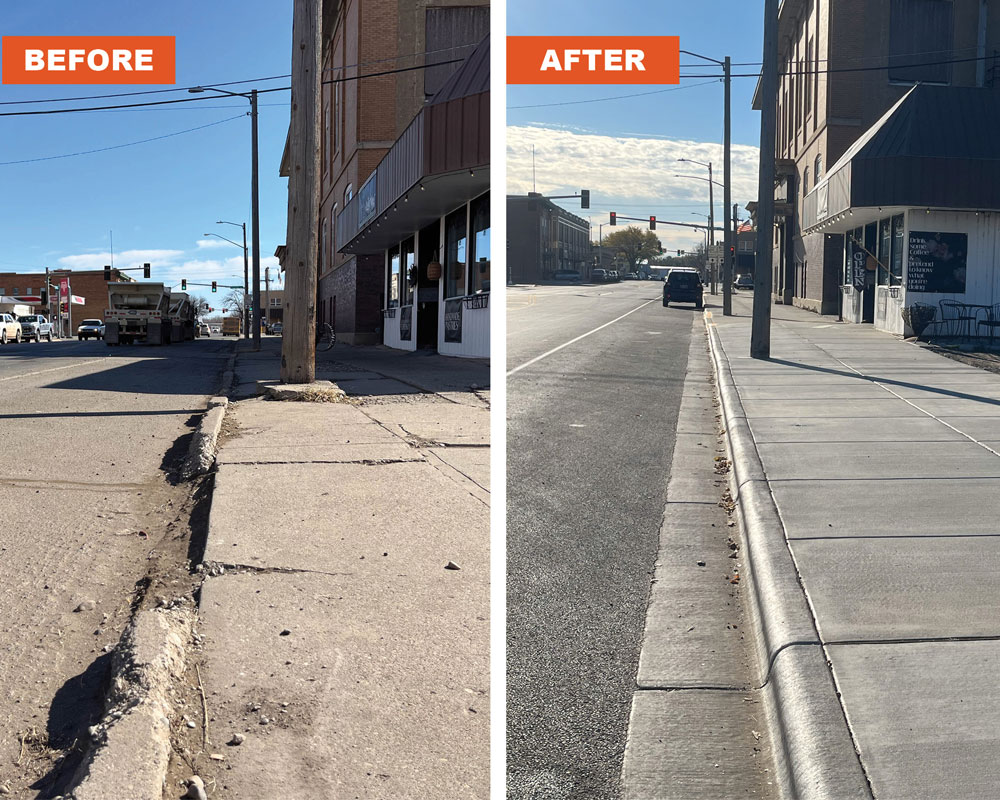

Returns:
445,206,467,299
878,218,891,285
470,193,490,293
891,215,904,285
388,245,400,307
401,237,415,306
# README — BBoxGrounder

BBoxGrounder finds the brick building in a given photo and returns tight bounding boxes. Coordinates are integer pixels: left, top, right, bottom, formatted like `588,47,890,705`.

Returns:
506,194,592,283
312,0,488,345
0,269,132,335
755,0,1000,315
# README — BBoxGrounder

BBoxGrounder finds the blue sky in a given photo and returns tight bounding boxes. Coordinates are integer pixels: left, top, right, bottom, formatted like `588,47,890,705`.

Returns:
507,0,764,253
0,0,291,297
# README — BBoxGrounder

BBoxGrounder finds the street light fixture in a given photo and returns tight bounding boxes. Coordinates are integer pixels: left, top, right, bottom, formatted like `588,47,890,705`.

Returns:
189,86,261,351
211,221,250,338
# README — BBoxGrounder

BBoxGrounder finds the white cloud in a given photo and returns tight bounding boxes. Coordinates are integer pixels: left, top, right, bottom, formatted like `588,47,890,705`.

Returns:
57,249,184,270
507,124,760,251
195,239,235,249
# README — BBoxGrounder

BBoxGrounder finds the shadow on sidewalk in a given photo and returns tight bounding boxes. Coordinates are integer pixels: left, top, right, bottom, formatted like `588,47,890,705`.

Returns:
234,337,488,398
766,357,1000,407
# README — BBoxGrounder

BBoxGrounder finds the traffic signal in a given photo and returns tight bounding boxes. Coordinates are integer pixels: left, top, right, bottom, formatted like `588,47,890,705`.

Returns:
581,189,590,209
40,289,47,304
143,263,151,279
649,216,656,231
103,266,111,281
609,212,616,226
181,279,187,291
60,302,67,313
212,281,217,293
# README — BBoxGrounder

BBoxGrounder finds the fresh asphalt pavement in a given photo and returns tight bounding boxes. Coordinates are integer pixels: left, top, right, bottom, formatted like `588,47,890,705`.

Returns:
0,336,231,797
507,280,700,799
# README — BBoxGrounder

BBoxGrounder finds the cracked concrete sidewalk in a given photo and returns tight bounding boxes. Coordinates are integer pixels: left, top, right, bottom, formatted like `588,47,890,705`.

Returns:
192,340,489,798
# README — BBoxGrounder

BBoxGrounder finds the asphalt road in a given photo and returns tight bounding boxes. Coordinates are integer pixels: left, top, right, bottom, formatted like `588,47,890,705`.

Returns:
507,280,698,799
0,336,231,798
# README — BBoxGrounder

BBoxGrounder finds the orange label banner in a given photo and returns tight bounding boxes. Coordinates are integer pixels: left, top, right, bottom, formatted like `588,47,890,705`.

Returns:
507,36,679,85
2,36,176,84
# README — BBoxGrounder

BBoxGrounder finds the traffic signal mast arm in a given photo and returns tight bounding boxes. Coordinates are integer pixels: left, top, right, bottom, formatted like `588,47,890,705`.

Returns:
608,213,724,233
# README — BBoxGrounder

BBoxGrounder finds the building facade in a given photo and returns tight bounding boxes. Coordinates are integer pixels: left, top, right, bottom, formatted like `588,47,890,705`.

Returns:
316,0,489,346
757,0,1000,315
335,32,489,358
506,193,591,283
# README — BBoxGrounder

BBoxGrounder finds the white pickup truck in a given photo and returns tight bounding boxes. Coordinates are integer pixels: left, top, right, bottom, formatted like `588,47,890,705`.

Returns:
18,314,55,342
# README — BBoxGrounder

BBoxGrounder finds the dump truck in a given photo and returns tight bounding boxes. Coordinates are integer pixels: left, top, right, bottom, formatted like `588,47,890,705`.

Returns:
104,282,172,345
222,316,242,337
167,292,195,342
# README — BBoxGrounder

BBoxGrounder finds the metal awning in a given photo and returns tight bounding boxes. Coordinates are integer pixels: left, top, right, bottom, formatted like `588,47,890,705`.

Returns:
804,85,1000,232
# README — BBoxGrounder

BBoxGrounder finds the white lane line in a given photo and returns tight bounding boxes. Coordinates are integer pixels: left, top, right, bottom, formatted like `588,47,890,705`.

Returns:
507,298,658,377
0,358,108,383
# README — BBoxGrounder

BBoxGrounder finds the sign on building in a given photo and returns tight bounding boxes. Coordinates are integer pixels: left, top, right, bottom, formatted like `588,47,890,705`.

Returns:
906,231,967,294
358,172,377,226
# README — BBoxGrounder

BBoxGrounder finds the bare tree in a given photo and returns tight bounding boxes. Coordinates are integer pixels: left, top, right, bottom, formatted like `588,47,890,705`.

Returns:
222,288,247,317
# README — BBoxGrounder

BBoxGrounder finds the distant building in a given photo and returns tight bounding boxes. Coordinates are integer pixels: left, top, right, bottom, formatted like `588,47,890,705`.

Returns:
507,193,591,283
735,226,756,277
0,268,131,334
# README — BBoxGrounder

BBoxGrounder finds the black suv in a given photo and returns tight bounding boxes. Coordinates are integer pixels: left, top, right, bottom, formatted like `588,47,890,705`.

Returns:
663,269,704,309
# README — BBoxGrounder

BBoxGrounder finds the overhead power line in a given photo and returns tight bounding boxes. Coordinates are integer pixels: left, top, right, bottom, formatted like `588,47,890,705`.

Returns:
0,58,464,118
510,52,1000,110
507,79,719,109
0,114,246,166
0,43,479,108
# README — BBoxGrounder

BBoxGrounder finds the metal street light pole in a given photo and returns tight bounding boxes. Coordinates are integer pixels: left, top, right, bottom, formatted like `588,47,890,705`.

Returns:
189,85,261,351
217,221,249,338
723,55,733,316
678,159,715,293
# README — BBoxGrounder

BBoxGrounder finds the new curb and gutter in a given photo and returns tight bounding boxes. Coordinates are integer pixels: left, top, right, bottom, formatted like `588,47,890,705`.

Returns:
703,312,872,800
66,343,238,800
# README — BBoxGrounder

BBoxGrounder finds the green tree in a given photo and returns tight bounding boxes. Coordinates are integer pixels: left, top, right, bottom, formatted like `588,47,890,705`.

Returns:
602,226,662,273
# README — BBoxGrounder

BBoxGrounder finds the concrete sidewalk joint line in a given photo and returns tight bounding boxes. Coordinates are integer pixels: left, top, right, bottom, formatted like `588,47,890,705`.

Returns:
705,316,874,800
772,319,1000,461
200,560,354,579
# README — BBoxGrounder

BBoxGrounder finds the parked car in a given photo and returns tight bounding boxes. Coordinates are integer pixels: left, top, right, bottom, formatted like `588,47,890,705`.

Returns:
552,269,582,282
18,314,54,342
0,313,22,344
627,272,639,280
271,322,283,335
591,268,608,282
734,274,754,290
77,319,106,340
663,268,704,309
608,270,620,282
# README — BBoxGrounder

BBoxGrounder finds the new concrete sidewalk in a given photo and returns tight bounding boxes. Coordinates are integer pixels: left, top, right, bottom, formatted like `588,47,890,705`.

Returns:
709,295,1000,800
194,339,489,798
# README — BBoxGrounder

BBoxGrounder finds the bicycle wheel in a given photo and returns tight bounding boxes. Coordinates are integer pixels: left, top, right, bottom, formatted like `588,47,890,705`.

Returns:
316,323,336,351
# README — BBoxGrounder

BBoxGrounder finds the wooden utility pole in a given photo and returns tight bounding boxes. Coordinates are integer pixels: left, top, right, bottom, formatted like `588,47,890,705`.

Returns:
752,0,779,358
281,0,321,383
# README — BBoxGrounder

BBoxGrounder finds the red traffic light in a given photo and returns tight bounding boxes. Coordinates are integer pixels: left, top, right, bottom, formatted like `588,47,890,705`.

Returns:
609,212,617,226
649,216,656,231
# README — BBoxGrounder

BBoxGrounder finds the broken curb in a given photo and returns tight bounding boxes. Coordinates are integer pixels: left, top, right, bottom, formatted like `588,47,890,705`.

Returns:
67,607,194,800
